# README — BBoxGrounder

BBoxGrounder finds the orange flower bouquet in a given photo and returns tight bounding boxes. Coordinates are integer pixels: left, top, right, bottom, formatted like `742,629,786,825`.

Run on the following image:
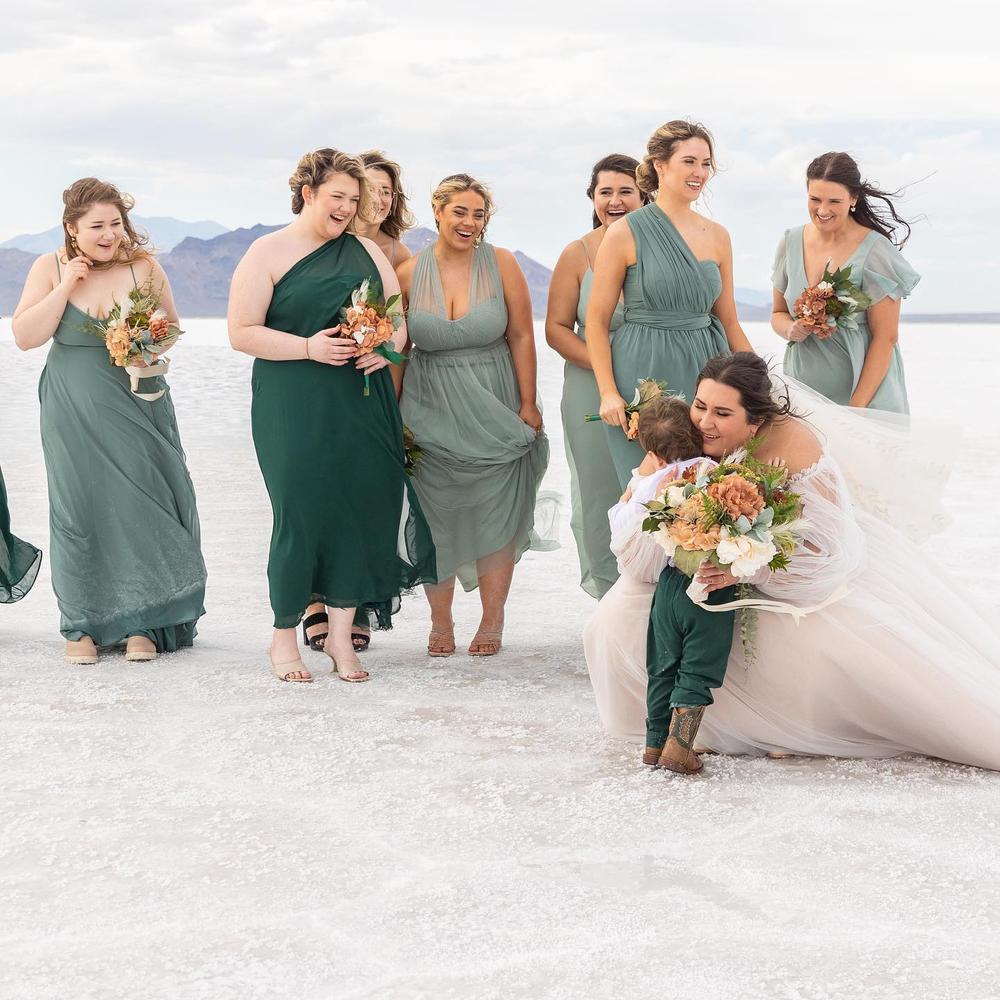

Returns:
793,262,871,339
338,278,407,396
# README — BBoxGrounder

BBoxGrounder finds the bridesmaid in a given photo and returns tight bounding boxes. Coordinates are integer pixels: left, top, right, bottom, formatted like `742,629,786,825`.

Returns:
0,465,41,604
771,151,918,412
301,149,418,656
229,147,436,683
545,154,646,599
12,178,206,663
587,120,754,486
397,173,549,657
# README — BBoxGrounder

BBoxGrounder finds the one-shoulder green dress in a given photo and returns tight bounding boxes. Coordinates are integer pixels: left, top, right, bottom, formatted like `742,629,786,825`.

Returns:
400,243,550,591
39,264,206,648
251,235,436,629
774,226,918,413
608,204,729,486
561,263,624,599
0,464,41,604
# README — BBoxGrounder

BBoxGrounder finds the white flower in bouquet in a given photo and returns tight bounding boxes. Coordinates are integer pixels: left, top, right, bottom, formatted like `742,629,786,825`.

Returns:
665,484,688,508
715,526,778,578
817,280,834,293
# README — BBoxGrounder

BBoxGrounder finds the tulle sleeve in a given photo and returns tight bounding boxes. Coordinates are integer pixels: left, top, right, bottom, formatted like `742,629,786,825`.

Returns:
771,230,789,293
861,236,921,305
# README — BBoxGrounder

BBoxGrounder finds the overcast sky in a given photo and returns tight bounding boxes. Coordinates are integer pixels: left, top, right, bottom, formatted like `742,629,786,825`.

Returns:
1,0,996,309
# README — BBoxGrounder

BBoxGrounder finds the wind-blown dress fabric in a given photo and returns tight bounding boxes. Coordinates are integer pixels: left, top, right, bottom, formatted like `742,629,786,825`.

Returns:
251,235,436,629
775,226,918,413
606,204,729,486
0,464,41,603
400,243,550,591
561,265,624,599
38,300,206,649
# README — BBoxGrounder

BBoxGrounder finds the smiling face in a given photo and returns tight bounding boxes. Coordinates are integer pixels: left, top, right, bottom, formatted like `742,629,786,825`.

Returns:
434,190,487,251
807,179,855,233
592,170,643,228
656,137,713,203
302,172,360,239
66,203,125,262
690,378,762,458
366,166,394,228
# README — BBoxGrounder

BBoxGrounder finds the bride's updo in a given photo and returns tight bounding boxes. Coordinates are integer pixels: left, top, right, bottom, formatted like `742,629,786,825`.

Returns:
635,120,717,195
697,352,797,425
62,177,150,268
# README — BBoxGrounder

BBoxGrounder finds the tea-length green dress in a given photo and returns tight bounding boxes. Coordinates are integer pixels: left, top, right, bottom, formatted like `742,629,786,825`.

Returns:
251,235,436,628
39,257,206,648
607,204,730,486
561,260,624,599
1,465,41,603
774,226,918,413
400,243,550,591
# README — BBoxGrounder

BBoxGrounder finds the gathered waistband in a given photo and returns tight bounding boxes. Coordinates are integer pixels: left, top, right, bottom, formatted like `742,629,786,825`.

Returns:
622,309,713,332
411,337,508,361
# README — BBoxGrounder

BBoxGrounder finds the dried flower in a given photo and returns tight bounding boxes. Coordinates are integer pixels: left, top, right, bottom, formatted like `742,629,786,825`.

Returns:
707,474,765,520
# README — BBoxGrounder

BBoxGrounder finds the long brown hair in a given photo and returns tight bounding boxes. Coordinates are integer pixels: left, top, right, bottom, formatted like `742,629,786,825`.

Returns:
358,150,416,240
62,178,151,269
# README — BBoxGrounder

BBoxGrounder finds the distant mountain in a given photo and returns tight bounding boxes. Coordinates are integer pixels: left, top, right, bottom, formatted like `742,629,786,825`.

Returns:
0,216,229,255
0,249,36,315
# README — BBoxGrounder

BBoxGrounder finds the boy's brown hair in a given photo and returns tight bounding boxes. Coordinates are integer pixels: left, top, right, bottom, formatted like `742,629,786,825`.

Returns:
637,396,702,462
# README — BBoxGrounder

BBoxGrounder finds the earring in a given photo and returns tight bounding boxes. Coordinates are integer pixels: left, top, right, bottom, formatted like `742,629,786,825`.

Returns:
69,235,78,248
850,204,856,213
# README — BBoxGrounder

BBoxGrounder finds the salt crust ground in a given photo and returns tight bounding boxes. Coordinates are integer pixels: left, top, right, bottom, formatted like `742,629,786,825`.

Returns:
1,327,999,1000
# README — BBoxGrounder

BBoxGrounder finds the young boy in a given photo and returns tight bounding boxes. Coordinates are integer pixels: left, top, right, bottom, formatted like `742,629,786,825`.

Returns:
607,396,736,775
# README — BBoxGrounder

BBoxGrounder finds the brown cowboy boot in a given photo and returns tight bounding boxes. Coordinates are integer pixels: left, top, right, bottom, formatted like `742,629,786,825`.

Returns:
657,706,706,774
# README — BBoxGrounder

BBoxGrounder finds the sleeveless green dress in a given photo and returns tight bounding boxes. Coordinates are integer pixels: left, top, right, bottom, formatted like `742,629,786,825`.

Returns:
774,226,918,413
0,464,41,603
251,235,436,629
400,243,550,591
39,267,206,648
608,204,729,486
561,263,624,599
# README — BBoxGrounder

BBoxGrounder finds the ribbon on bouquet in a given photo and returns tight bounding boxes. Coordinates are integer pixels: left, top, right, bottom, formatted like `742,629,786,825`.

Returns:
685,578,852,624
124,357,170,402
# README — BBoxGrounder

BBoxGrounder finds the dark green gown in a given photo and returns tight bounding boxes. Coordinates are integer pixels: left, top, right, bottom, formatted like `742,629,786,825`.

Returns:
0,464,41,603
251,235,436,629
39,278,206,649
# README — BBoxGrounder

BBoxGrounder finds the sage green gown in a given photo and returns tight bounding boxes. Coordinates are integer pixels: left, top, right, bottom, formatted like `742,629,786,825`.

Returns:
400,243,550,591
251,235,436,629
561,264,624,599
39,275,206,648
774,226,918,413
608,204,729,486
0,465,41,603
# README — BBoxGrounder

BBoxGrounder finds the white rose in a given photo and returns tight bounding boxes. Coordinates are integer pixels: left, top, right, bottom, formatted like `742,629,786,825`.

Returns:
817,281,834,293
714,527,777,578
652,523,676,555
666,485,687,508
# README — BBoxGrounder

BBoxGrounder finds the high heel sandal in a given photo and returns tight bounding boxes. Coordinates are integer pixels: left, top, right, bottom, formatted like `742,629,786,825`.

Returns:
65,637,98,665
301,611,328,652
125,636,158,662
468,629,503,657
351,629,371,653
268,649,313,683
327,651,369,683
427,627,456,658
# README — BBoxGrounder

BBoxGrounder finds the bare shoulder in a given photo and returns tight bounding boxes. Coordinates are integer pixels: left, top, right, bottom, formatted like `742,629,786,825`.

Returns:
603,216,634,249
554,237,589,276
395,252,417,288
393,239,413,265
701,216,731,252
758,417,822,474
492,245,525,280
29,251,60,283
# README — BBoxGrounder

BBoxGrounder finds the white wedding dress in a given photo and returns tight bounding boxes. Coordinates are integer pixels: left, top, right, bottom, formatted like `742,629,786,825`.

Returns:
584,383,1000,770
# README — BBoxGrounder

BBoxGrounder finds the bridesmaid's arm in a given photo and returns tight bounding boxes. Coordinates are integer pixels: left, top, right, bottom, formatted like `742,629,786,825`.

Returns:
544,242,590,369
849,295,900,408
496,248,542,433
710,228,754,354
586,220,632,431
11,255,77,351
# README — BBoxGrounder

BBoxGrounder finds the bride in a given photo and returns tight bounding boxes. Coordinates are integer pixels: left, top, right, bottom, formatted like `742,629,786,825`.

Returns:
584,352,1000,770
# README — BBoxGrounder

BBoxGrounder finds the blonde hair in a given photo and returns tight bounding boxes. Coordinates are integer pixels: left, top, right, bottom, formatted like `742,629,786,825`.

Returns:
635,120,717,195
358,150,417,240
288,147,376,223
62,178,151,269
431,173,495,243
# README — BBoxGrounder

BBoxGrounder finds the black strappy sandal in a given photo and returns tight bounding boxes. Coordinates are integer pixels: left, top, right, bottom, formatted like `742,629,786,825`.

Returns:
301,611,328,652
351,629,371,653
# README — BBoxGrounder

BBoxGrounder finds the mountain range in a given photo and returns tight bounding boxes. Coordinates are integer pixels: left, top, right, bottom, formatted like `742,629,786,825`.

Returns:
0,216,229,255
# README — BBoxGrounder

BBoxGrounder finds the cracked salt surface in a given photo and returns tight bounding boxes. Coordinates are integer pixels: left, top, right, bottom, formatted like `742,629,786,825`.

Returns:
1,325,999,1000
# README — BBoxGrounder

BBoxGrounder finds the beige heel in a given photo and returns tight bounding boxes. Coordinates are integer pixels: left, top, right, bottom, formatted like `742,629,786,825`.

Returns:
65,637,98,665
125,636,158,662
268,649,313,683
327,652,369,683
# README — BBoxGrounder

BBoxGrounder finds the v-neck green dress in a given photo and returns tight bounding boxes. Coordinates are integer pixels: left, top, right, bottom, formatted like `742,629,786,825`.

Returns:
0,464,41,604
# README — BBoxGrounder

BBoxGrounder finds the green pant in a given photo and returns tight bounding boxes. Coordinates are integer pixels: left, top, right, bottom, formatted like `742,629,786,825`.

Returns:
645,566,736,747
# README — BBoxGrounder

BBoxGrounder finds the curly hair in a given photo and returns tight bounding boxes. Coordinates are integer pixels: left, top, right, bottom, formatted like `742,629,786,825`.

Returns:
288,147,375,224
62,178,151,269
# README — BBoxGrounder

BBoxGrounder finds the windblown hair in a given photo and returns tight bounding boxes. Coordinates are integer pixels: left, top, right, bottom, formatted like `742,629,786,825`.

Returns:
637,395,703,462
431,173,495,243
806,151,913,247
696,352,800,426
635,120,717,195
62,178,151,269
288,147,375,223
358,149,417,240
585,153,648,229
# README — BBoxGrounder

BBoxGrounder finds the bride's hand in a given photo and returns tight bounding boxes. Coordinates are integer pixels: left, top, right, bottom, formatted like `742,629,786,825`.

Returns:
695,560,738,593
599,390,627,430
786,319,813,343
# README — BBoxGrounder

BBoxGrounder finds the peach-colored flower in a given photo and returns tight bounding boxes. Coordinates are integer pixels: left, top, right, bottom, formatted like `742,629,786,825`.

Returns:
707,473,765,520
794,284,835,337
149,310,171,341
626,411,640,440
668,518,722,552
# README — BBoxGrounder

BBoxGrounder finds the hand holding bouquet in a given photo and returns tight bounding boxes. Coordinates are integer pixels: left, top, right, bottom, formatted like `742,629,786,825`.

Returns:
586,377,669,440
338,278,407,396
793,262,871,339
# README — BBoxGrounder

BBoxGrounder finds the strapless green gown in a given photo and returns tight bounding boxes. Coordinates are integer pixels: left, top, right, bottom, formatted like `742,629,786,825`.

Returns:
39,300,206,648
250,235,436,629
561,266,623,599
774,226,918,413
400,243,550,591
608,204,729,486
0,464,41,603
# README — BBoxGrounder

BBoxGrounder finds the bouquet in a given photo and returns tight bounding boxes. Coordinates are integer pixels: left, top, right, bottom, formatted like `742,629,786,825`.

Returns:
90,280,183,401
338,278,407,396
585,377,669,440
793,262,871,339
402,424,422,477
